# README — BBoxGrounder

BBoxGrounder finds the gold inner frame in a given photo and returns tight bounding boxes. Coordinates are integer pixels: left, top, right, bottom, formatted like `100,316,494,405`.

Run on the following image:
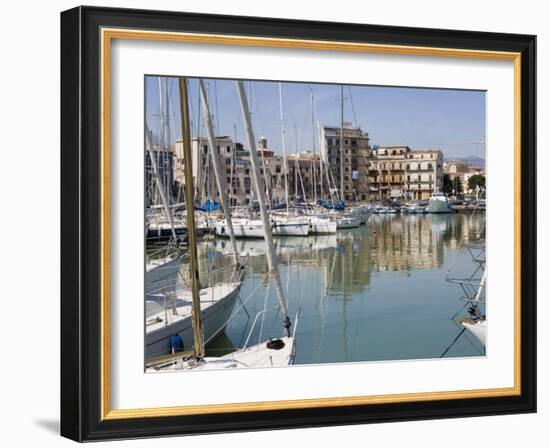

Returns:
100,27,522,420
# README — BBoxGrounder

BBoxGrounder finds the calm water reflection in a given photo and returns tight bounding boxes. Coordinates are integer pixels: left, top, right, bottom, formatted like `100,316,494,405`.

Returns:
175,213,486,364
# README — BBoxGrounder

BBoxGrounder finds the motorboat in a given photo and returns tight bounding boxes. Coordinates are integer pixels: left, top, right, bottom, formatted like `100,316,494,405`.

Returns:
427,192,453,213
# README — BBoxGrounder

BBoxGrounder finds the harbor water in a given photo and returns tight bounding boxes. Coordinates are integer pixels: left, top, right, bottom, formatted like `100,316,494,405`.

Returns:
150,212,486,365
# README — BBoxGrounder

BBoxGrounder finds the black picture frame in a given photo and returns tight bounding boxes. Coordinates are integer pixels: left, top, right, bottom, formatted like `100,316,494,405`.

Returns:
61,5,536,442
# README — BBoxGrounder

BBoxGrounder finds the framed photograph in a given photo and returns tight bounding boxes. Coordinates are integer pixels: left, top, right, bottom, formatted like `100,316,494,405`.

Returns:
60,6,536,441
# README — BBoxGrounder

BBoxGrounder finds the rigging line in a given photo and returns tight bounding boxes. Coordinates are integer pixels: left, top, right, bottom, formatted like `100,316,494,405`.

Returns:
214,80,220,136
258,280,271,346
348,86,359,129
440,327,467,358
252,83,263,137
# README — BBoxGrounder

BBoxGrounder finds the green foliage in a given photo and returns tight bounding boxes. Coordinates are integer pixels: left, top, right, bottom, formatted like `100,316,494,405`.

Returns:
442,174,453,194
452,176,463,194
468,174,486,191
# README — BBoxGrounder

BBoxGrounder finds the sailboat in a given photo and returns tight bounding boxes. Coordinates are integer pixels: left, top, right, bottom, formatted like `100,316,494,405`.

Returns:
144,97,182,287
145,281,242,360
145,247,180,286
145,78,246,362
147,78,299,371
459,268,487,345
215,215,310,238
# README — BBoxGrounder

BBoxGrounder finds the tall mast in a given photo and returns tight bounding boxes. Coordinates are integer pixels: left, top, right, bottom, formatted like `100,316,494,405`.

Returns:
474,269,487,303
236,81,290,333
310,87,317,204
198,79,239,265
340,85,345,199
311,93,324,200
278,83,290,214
178,77,204,358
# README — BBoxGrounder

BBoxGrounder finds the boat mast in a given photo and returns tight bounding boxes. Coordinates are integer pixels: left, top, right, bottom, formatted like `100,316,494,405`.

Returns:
278,83,290,215
294,124,309,212
474,269,487,304
236,81,291,334
198,79,239,265
145,121,177,241
178,77,204,357
310,87,317,204
340,85,345,200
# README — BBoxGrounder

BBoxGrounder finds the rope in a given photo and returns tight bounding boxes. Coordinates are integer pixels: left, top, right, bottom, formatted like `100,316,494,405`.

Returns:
440,327,466,358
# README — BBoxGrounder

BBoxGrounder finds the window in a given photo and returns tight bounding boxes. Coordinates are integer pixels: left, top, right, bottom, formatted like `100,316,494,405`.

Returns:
245,169,250,174
275,166,281,173
203,145,208,153
351,140,357,145
428,163,433,170
226,177,231,183
245,189,250,195
225,159,231,165
336,139,340,145
226,146,231,153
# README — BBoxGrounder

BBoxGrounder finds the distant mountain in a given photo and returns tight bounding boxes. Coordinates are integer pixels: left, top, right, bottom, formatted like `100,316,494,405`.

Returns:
445,156,485,168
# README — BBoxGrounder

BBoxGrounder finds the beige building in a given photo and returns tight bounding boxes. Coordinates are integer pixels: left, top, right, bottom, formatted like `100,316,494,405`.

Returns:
320,123,371,201
367,146,443,200
444,161,485,194
176,136,254,206
176,131,444,205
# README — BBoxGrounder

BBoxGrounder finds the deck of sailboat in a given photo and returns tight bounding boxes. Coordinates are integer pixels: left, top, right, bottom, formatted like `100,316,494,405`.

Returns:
146,282,241,335
147,336,296,371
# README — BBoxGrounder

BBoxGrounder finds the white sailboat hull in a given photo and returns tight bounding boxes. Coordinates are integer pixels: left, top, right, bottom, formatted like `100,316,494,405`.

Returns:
147,336,296,371
145,282,242,360
145,254,180,286
336,216,361,229
215,219,310,238
309,217,337,234
462,319,486,345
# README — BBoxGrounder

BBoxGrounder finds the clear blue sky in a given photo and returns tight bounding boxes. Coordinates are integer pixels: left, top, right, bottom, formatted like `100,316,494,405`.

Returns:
145,76,486,159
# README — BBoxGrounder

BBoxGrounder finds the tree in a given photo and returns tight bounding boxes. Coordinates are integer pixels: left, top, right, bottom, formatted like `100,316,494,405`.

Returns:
452,176,463,195
468,174,486,192
442,174,453,195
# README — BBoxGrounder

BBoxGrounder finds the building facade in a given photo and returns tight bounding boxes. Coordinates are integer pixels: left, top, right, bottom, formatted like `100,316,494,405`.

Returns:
174,132,444,206
320,123,371,201
444,161,485,194
367,146,443,201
